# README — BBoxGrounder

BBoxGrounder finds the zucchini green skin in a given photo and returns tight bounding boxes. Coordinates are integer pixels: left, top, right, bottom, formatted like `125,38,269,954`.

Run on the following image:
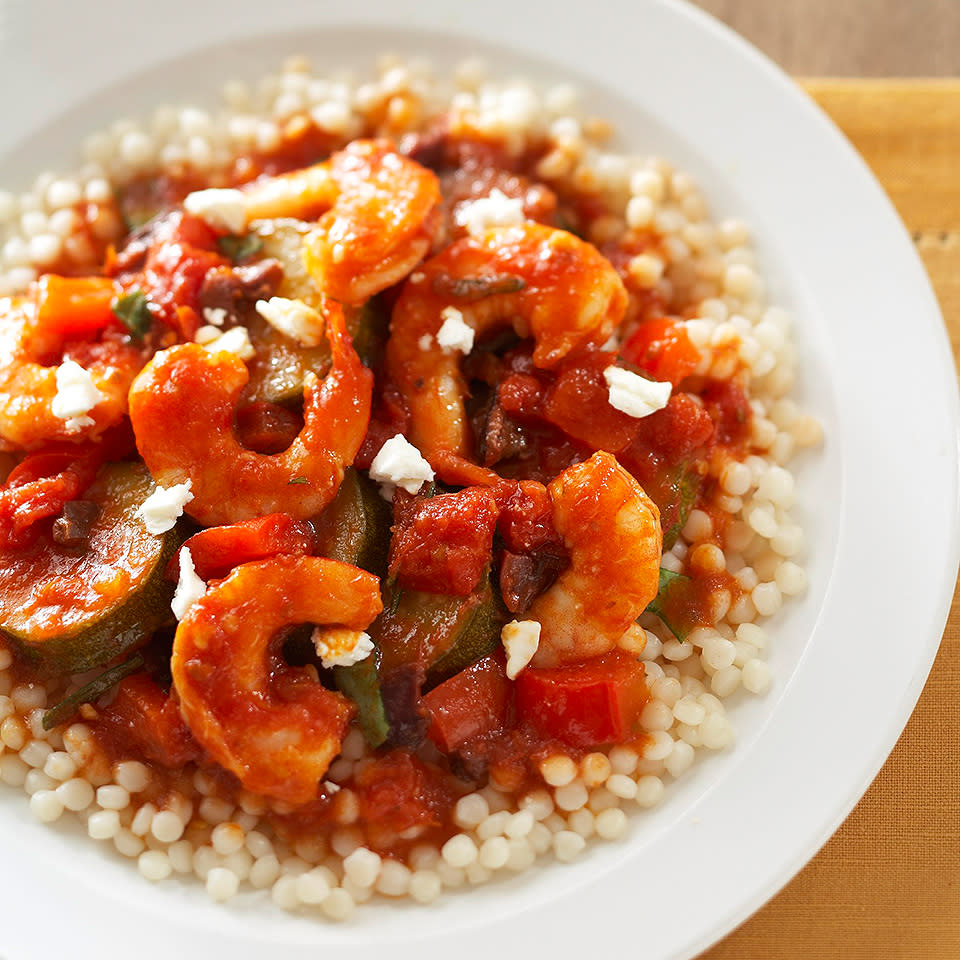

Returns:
0,463,180,674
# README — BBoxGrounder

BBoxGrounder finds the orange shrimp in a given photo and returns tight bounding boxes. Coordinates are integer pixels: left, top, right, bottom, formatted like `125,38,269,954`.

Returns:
171,555,383,804
527,451,662,667
128,300,371,525
241,139,442,304
0,294,142,449
385,223,628,484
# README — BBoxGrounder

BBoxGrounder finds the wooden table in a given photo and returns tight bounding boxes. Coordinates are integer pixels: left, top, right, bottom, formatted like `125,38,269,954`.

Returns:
701,80,960,959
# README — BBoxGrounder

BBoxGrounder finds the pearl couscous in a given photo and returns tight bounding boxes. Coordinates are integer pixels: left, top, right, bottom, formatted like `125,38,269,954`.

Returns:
0,55,821,920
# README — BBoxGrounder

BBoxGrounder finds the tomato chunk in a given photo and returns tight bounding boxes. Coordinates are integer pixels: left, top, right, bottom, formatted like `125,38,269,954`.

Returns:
515,650,648,747
235,402,304,454
389,487,499,595
423,653,511,753
35,275,119,336
621,316,701,387
167,513,316,581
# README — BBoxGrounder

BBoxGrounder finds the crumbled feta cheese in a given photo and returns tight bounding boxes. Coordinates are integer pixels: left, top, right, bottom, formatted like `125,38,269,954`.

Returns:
255,297,325,347
368,434,435,497
171,547,207,621
603,366,672,419
202,326,255,361
418,334,434,351
436,306,475,354
137,480,194,535
51,359,104,425
323,780,342,795
183,188,247,234
193,324,223,345
502,620,541,679
455,188,525,237
312,628,374,668
203,307,227,327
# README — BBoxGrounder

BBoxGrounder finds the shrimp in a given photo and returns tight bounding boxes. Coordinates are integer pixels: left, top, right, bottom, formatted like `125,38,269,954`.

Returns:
385,223,628,484
171,555,383,804
128,299,372,525
240,139,442,304
0,295,142,449
527,451,662,667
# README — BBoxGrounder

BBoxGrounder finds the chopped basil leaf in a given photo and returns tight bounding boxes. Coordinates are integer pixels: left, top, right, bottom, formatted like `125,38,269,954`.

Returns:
218,234,263,263
42,654,145,730
111,289,153,340
645,568,691,642
288,476,310,485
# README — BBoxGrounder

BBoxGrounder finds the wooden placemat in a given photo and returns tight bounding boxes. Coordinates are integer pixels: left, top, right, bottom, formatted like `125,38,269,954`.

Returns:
700,80,960,959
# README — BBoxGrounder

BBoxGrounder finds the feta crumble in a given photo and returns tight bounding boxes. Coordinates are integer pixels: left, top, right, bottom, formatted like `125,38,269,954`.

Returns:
502,620,541,679
418,334,434,351
183,188,247,234
137,480,194,535
202,307,227,327
603,366,672,419
193,324,223,345
255,297,325,347
51,359,104,430
368,434,435,498
455,188,525,237
312,628,375,668
171,547,207,621
202,325,255,361
436,306,475,354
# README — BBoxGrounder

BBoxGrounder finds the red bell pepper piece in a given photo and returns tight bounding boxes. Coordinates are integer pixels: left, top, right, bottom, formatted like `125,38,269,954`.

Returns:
166,513,316,581
35,275,119,336
515,650,648,747
423,652,512,753
621,316,700,387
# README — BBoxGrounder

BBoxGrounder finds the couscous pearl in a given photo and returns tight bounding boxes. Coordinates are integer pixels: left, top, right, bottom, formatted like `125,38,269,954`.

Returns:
641,631,663,661
478,836,510,870
608,745,639,775
639,699,674,732
88,809,121,840
689,543,726,576
43,751,77,781
29,234,63,265
198,796,234,824
245,830,273,859
553,830,586,862
453,793,489,828
506,837,536,872
735,566,760,591
113,760,150,793
19,740,52,768
540,754,577,787
271,874,301,909
150,810,185,843
645,730,674,761
605,774,637,800
651,676,682,707
682,508,712,542
30,790,64,823
165,840,193,874
720,459,753,497
505,809,535,838
664,741,695,778
528,821,553,855
250,854,281,889
138,850,172,882
96,785,130,810
343,847,382,886
701,713,735,749
673,697,706,726
519,789,554,821
437,861,466,888
776,561,807,595
296,869,332,904
594,807,628,841
711,665,742,698
0,755,28,786
588,786,619,813
567,808,594,839
441,834,478,869
409,870,442,904
580,752,611,787
206,867,239,902
635,775,665,808
56,777,94,811
211,822,246,856
476,811,509,840
662,639,693,661
702,635,736,671
752,582,782,617
25,769,56,795
114,829,145,858
742,658,773,695
376,860,412,897
792,414,822,447
554,780,588,812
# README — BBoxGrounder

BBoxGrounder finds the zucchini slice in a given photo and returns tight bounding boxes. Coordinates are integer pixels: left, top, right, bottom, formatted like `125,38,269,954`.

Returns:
0,463,180,673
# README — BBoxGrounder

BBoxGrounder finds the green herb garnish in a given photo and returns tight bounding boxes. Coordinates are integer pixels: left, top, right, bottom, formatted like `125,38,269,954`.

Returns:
288,476,310,486
111,289,153,340
42,654,145,731
218,234,263,263
645,568,691,642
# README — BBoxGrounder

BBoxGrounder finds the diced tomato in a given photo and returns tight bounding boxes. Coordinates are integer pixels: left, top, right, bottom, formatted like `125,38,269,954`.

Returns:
515,650,648,747
354,750,455,849
94,674,200,768
166,513,316,581
389,487,499,595
35,275,119,336
423,653,512,753
497,481,559,553
235,402,304,454
621,316,701,387
702,379,752,449
542,349,643,452
355,385,410,471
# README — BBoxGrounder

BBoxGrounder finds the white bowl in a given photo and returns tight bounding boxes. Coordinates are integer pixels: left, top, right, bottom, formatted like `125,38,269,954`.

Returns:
1,2,957,958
